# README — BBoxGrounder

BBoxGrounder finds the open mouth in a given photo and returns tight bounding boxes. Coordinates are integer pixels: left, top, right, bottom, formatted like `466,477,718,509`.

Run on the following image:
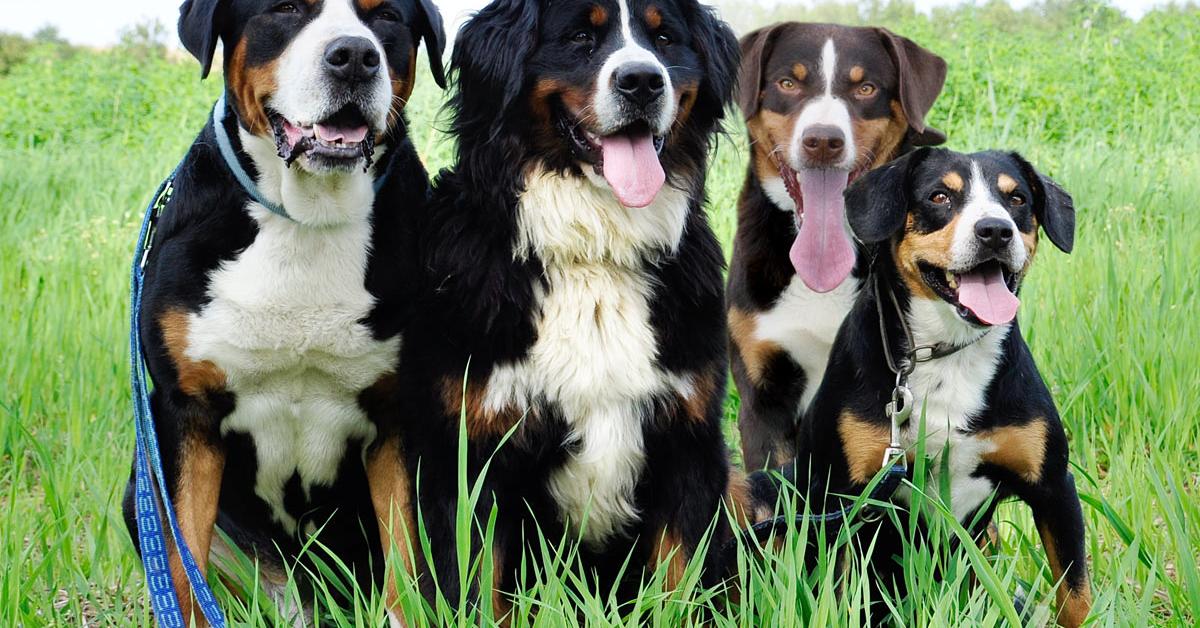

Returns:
270,104,376,170
777,161,869,294
557,106,666,208
919,259,1021,326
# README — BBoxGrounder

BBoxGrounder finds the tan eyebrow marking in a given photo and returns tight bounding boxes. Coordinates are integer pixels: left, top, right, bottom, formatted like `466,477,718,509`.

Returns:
942,172,964,192
998,174,1019,194
792,64,808,81
849,65,864,82
645,6,662,29
590,4,608,26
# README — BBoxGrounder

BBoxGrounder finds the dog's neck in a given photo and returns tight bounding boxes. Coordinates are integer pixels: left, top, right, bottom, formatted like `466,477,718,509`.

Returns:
237,127,382,228
513,163,690,269
866,256,1011,429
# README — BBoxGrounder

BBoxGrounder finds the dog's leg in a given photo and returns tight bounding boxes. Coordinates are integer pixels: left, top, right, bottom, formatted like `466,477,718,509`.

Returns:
167,434,225,627
1031,471,1091,628
366,435,417,627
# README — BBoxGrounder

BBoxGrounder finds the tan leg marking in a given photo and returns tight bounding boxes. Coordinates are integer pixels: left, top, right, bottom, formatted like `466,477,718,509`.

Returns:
368,437,417,622
728,307,783,387
1039,523,1092,628
160,309,227,399
981,420,1048,483
837,412,900,485
651,528,687,589
169,439,224,627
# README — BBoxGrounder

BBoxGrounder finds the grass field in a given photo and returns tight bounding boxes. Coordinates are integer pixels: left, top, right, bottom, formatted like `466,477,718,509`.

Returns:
1,1,1198,625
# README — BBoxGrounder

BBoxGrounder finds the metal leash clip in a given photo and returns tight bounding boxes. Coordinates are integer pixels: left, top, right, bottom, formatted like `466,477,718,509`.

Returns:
882,377,913,471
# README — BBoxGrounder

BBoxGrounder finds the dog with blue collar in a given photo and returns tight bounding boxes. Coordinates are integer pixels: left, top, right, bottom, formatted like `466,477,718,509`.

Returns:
121,0,445,624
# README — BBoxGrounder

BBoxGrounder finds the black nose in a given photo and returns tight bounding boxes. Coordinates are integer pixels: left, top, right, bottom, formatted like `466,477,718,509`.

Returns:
801,125,846,165
974,217,1015,251
323,36,380,83
614,63,666,109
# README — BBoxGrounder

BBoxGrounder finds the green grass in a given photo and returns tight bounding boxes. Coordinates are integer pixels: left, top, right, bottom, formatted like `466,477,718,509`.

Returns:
2,2,1198,625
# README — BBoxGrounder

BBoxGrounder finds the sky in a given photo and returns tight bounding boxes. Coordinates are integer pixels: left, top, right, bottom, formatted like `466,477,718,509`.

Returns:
0,0,1169,47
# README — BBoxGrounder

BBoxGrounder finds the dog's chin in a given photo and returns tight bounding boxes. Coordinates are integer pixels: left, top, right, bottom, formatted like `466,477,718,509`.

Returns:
269,104,381,174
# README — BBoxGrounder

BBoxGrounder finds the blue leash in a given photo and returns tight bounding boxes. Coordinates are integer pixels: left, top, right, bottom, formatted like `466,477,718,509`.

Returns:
131,167,227,627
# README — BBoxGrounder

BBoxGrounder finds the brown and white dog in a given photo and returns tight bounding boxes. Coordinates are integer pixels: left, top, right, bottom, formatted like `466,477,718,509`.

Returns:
727,23,947,470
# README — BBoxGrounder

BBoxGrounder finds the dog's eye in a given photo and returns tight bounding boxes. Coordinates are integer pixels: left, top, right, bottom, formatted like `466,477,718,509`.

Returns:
856,82,877,97
570,31,594,44
272,1,300,13
1009,193,1026,207
930,192,951,205
656,33,673,47
778,78,798,91
375,9,401,22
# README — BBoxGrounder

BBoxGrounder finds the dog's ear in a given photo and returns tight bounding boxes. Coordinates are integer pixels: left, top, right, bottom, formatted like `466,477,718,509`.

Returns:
415,0,447,88
687,3,740,114
450,0,538,121
737,23,785,120
846,148,931,244
876,28,946,146
178,0,228,80
1011,152,1076,254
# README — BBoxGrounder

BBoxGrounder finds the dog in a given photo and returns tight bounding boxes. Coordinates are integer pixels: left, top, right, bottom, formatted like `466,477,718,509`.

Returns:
121,0,445,623
397,0,743,611
727,23,947,471
794,147,1089,626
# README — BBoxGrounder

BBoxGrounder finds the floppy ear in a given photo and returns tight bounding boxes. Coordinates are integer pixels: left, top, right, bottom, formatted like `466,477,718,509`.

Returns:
876,28,946,145
736,23,784,120
687,3,739,114
415,0,447,88
846,148,931,244
178,0,227,80
1011,153,1076,254
449,0,539,133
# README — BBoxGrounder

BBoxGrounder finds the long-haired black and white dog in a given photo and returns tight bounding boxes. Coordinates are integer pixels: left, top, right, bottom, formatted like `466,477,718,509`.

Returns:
121,0,444,623
397,0,746,612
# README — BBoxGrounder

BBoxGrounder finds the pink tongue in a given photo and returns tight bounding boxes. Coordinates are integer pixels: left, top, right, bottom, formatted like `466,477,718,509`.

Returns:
315,124,369,144
790,170,855,293
958,266,1020,326
600,133,666,208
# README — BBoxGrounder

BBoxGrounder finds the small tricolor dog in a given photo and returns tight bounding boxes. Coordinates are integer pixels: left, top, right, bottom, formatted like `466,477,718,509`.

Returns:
122,0,444,623
726,22,948,471
795,147,1089,626
398,0,746,611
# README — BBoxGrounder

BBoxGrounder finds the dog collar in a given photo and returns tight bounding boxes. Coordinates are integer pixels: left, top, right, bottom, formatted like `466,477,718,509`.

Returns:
211,94,396,223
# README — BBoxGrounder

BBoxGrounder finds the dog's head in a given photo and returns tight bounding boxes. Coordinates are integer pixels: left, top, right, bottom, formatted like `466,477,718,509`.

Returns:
449,0,738,208
179,0,445,174
847,148,1075,328
738,22,946,293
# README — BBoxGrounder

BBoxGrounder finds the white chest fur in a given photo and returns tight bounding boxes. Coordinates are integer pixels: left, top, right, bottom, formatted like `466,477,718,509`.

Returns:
896,299,1010,522
186,210,399,533
482,167,692,546
755,275,858,415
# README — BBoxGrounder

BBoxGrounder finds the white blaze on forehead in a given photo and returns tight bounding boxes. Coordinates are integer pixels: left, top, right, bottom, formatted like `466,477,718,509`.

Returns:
950,161,1027,271
593,0,676,135
271,0,392,131
786,37,856,171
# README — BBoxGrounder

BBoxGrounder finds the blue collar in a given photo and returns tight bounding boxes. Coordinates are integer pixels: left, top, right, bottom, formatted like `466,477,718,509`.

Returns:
211,94,394,223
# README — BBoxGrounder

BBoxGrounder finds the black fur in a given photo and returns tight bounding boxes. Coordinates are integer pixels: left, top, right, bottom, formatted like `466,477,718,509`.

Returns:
399,0,741,608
